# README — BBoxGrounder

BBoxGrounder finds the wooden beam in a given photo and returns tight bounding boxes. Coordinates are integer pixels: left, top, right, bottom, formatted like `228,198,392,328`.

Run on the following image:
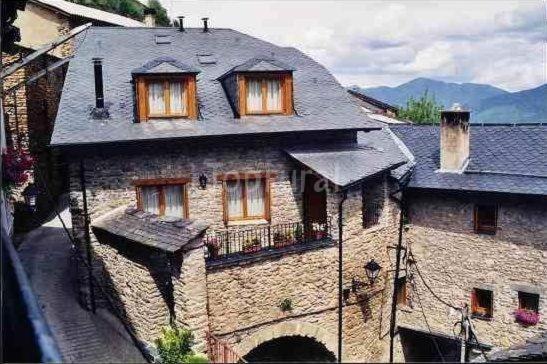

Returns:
1,23,91,79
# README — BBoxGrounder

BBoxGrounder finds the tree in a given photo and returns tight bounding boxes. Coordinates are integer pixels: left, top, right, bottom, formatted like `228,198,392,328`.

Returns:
67,0,171,26
155,327,208,364
398,90,443,124
1,0,27,53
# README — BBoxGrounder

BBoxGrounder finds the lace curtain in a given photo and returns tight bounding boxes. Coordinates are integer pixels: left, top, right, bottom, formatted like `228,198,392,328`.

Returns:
148,82,165,114
247,179,265,216
169,81,187,114
226,180,243,218
141,186,160,215
266,79,282,111
246,79,262,112
164,185,184,217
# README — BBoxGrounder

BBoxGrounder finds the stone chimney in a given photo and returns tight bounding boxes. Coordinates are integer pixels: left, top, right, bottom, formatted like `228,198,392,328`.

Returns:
143,8,156,27
440,103,470,172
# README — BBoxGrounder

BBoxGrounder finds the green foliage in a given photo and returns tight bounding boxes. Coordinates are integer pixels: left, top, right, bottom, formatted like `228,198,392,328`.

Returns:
67,0,171,26
155,327,208,364
279,298,293,312
398,90,443,124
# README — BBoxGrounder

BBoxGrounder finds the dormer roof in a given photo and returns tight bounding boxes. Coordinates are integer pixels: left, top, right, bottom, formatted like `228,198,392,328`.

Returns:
132,56,200,75
227,57,294,74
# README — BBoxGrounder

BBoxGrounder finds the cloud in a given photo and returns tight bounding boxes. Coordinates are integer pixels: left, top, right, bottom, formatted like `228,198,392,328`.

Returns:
161,0,546,91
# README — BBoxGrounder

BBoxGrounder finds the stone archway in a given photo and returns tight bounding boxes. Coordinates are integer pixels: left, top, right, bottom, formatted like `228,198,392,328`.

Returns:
235,322,337,360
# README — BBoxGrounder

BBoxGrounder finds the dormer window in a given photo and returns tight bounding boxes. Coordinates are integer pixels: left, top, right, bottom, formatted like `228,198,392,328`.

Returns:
132,57,199,122
219,57,294,117
146,78,188,117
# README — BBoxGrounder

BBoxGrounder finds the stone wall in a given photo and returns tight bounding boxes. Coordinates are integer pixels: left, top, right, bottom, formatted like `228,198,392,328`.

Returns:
66,133,402,361
395,191,546,359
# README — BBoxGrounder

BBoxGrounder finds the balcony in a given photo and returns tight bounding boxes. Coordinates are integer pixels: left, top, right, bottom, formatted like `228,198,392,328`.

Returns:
204,220,333,266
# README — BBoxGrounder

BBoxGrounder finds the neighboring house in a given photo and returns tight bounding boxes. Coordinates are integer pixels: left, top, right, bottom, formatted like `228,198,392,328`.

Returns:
1,0,144,203
390,111,546,361
347,88,406,125
51,25,410,361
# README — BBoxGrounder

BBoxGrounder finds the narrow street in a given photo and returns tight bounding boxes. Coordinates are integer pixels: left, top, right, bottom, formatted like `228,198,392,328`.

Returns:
17,206,145,363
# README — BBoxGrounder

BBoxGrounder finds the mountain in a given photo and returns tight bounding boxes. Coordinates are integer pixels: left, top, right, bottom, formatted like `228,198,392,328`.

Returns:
355,78,547,123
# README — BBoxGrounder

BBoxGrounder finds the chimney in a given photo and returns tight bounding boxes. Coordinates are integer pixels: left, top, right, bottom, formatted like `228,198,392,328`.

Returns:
202,17,209,32
440,103,470,172
143,8,156,27
92,58,104,109
177,16,185,32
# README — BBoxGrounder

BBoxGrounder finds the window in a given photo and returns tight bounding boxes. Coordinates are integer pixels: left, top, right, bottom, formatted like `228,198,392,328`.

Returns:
239,73,292,116
134,178,189,218
396,276,408,306
224,178,268,221
518,292,539,313
135,76,197,121
471,288,493,319
362,183,384,228
474,204,498,235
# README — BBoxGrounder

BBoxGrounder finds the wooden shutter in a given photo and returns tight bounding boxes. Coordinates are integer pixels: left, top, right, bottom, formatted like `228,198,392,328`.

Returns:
264,177,272,221
187,76,198,118
136,78,148,122
282,74,293,115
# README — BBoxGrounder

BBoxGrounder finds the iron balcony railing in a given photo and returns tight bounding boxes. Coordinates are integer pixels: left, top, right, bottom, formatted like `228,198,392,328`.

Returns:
204,219,332,261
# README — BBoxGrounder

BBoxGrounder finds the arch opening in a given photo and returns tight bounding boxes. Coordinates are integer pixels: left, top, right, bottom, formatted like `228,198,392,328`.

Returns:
243,335,336,362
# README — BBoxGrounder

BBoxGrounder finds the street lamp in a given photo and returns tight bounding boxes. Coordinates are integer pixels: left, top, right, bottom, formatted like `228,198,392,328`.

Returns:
22,183,40,212
349,259,382,295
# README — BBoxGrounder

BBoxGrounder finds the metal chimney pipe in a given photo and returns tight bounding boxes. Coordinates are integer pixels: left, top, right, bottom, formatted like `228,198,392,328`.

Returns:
202,17,209,32
177,16,185,32
92,58,104,109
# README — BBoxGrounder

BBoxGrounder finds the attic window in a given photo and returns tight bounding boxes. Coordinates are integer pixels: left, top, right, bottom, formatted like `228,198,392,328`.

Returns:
474,204,498,235
135,75,198,121
197,53,216,64
238,73,293,116
155,35,172,44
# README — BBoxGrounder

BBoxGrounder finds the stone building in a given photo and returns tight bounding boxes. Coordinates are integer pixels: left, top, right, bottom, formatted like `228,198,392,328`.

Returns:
51,24,413,361
391,113,547,361
1,0,144,204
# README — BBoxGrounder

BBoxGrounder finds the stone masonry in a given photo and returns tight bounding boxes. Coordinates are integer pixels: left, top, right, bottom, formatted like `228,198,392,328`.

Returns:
67,132,403,361
395,191,546,360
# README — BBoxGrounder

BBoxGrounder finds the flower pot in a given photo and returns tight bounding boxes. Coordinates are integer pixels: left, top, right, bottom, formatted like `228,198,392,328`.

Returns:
514,309,539,326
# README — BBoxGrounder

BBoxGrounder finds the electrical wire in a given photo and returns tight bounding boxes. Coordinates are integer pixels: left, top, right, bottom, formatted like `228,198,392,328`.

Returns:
467,315,490,361
409,251,461,311
413,277,447,363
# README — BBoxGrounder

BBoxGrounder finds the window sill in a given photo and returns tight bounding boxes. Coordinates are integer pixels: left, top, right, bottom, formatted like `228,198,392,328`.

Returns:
471,314,493,321
397,304,413,313
226,219,269,227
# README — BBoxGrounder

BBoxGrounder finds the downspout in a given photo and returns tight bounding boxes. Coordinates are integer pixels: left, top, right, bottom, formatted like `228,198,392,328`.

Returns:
389,192,405,362
337,188,348,363
79,160,96,313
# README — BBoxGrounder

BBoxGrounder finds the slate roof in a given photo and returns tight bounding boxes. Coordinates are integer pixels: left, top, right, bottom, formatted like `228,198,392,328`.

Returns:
485,332,546,362
91,205,209,252
286,129,408,187
131,56,200,75
391,124,547,196
51,27,381,146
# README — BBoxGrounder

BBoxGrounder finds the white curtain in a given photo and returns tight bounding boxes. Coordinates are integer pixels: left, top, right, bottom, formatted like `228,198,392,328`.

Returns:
164,185,184,217
266,79,282,111
148,82,165,114
169,81,186,115
246,179,265,217
141,186,160,215
226,180,243,219
246,79,262,112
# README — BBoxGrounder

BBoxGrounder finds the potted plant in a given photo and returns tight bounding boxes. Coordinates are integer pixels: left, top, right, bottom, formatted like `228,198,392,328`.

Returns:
242,238,261,253
514,309,540,326
273,232,286,248
293,224,303,242
312,223,326,240
205,237,220,259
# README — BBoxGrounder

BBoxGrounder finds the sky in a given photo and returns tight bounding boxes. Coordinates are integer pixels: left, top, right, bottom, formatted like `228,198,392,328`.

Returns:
158,0,546,92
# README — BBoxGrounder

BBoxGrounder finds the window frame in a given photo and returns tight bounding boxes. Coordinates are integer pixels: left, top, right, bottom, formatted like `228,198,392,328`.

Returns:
218,172,275,224
396,276,408,306
238,72,293,116
518,291,539,313
471,288,493,319
362,181,385,229
474,204,498,235
133,177,190,218
135,75,197,122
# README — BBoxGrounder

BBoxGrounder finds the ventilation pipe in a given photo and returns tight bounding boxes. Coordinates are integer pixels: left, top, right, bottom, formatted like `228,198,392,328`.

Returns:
177,16,185,32
202,17,209,32
92,58,104,109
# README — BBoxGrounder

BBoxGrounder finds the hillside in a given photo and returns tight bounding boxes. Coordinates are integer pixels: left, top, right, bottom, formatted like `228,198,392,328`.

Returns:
356,78,546,123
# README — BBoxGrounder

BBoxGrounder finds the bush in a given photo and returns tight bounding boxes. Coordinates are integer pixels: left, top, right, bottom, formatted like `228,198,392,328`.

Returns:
155,327,208,364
